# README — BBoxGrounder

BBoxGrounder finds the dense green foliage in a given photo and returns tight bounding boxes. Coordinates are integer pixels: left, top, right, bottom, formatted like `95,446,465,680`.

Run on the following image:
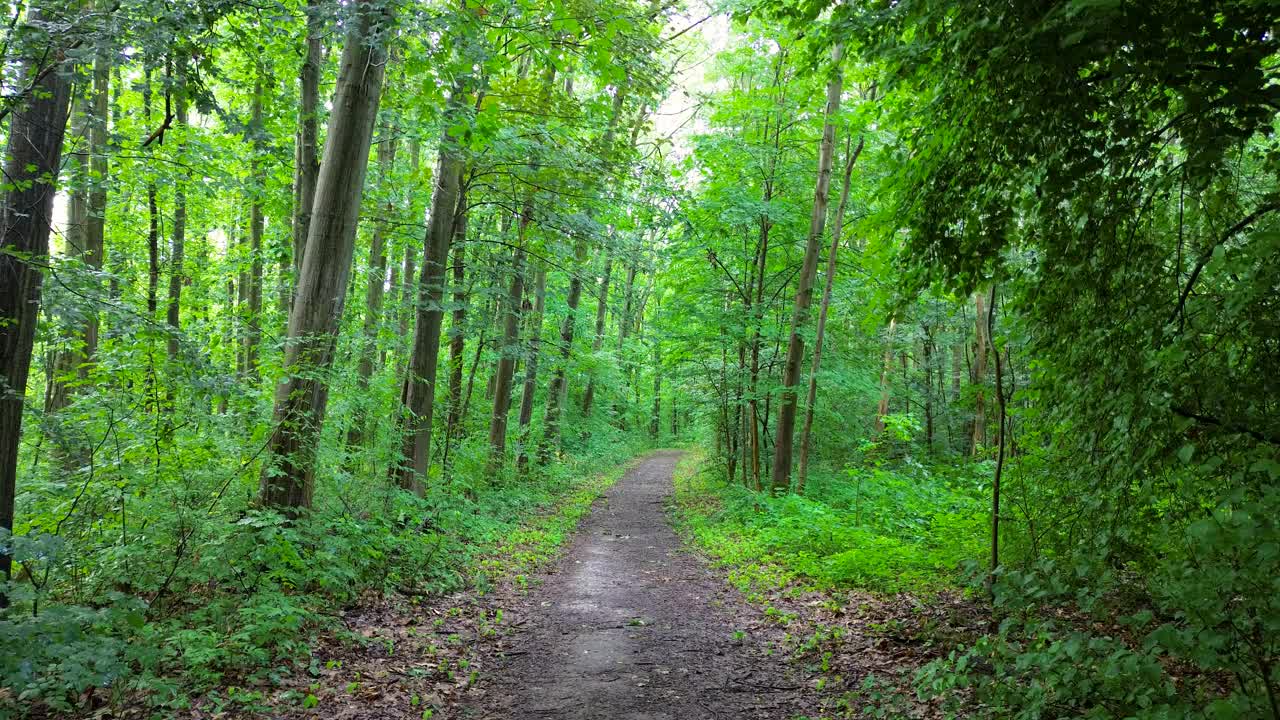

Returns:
658,1,1280,717
2,0,1277,716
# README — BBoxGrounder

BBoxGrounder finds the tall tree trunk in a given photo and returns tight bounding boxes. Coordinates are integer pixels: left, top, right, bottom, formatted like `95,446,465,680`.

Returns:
446,189,468,433
144,67,160,318
395,107,465,493
244,71,265,378
987,286,1006,596
83,46,107,375
348,134,396,448
487,212,529,470
355,134,397,389
0,6,73,593
540,89,624,463
618,261,636,350
46,86,90,414
796,133,863,493
769,44,843,494
972,287,991,454
651,341,661,439
951,340,963,400
399,138,421,343
923,330,935,449
166,85,188,361
259,0,390,511
580,251,612,416
291,0,323,281
516,266,547,473
875,318,896,434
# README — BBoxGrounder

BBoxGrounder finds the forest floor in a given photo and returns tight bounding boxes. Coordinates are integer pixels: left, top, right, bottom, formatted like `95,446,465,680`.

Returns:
460,450,815,719
252,450,959,719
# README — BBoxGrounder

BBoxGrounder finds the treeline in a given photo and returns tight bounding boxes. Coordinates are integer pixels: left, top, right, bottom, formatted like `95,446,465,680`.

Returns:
0,0,687,709
660,2,1279,718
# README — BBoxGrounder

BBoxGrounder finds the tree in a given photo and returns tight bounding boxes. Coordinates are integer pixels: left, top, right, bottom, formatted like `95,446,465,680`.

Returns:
0,3,74,592
797,132,863,491
768,44,842,494
260,0,392,510
395,96,466,493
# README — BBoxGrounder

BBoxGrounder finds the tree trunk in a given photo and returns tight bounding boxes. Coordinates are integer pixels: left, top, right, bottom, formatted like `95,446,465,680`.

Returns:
516,266,547,473
83,47,107,374
399,138,421,343
46,87,90,414
972,287,991,454
144,67,160,318
987,286,1006,597
395,112,465,494
540,89,625,464
487,213,529,470
291,0,323,281
618,261,636,350
244,71,265,378
580,252,612,416
259,0,390,511
0,7,73,593
651,338,661,439
923,330,935,450
797,133,863,493
348,134,396,448
875,318,896,434
166,85,188,361
355,135,397,389
769,44,843,494
446,189,468,433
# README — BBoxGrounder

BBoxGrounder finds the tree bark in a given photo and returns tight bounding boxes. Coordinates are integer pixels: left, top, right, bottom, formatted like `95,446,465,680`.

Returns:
46,87,90,414
399,138,421,343
875,318,896,434
166,84,188,361
143,67,160,318
0,5,73,592
83,46,107,374
972,287,991,454
987,286,1005,597
580,251,612,416
395,100,466,493
923,330,935,449
769,44,843,494
540,89,625,463
244,70,265,378
260,0,390,511
446,188,468,434
291,0,323,281
487,212,529,470
796,133,863,493
516,266,547,473
355,134,397,389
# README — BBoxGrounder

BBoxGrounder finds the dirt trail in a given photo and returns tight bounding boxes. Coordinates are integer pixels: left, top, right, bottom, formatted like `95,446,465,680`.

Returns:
466,451,811,719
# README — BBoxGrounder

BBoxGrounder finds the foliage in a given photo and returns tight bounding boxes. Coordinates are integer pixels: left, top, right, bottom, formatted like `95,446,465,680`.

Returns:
673,450,986,597
0,440,642,714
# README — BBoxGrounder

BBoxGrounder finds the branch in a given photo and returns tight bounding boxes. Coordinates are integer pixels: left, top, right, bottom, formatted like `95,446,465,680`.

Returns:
1170,200,1280,327
1171,406,1279,447
140,111,176,147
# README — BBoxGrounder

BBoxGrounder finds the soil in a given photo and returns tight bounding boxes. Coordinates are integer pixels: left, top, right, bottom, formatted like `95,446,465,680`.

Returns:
462,450,814,719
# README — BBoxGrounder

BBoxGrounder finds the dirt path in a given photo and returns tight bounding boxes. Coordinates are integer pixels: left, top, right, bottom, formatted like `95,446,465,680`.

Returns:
465,451,812,719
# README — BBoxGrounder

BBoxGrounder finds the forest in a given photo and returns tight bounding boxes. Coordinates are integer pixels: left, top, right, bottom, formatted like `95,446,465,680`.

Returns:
0,0,1277,717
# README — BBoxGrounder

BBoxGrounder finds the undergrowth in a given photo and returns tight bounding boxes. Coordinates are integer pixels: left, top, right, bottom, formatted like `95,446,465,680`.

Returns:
0,441,644,718
672,447,987,599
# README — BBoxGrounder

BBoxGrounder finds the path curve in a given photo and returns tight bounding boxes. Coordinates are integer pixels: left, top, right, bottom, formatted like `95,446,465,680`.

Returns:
467,451,810,719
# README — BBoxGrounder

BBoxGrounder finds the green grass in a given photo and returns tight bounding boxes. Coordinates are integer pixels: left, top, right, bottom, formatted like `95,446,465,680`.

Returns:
672,449,988,598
